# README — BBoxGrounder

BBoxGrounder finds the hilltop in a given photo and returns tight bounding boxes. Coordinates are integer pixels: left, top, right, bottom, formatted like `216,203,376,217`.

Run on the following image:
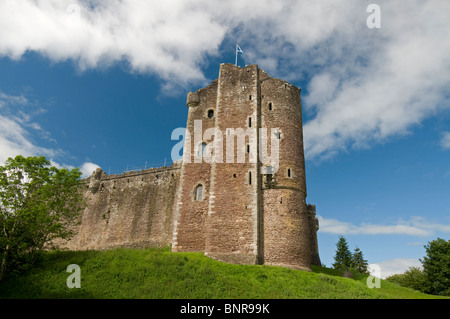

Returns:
0,247,445,300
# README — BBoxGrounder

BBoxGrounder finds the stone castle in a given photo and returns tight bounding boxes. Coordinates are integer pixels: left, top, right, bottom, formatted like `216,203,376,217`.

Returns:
66,63,320,271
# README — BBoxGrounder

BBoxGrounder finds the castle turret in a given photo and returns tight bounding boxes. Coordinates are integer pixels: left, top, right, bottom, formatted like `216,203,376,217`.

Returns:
186,91,200,107
173,63,320,271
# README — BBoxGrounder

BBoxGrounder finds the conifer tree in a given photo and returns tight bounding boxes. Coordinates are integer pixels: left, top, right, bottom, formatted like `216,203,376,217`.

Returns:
332,236,353,271
352,247,369,274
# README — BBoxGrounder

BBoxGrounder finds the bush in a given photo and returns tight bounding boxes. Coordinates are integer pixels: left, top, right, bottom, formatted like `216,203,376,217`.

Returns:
386,267,431,293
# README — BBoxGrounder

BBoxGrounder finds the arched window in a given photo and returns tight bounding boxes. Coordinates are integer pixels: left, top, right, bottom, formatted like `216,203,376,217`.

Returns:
207,109,214,118
195,184,203,200
198,142,207,157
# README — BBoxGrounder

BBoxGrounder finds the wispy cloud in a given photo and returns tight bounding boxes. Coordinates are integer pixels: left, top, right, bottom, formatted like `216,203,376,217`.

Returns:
0,90,100,177
0,92,60,164
317,215,450,237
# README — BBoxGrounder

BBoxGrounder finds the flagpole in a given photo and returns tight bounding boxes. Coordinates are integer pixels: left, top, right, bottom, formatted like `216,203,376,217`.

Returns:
235,44,238,66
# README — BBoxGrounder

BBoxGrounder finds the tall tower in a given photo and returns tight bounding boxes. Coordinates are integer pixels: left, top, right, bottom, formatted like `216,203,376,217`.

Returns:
172,64,320,271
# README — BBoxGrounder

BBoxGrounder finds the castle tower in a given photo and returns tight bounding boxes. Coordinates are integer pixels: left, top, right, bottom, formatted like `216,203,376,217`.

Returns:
172,63,320,270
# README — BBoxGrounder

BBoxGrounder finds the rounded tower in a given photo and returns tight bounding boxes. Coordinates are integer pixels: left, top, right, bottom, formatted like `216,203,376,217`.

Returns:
260,76,313,271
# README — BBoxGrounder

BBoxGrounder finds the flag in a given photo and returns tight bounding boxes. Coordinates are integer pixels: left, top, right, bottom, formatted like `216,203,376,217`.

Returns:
236,44,243,55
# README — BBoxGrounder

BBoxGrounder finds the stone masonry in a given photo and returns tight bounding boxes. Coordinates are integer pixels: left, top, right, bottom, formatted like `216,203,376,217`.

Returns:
66,64,320,271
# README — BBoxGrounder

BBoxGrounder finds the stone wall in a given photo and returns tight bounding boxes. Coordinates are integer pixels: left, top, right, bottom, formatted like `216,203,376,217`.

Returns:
203,64,261,265
65,163,181,250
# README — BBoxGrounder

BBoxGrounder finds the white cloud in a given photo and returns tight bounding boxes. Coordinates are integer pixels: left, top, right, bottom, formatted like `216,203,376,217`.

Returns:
0,1,449,159
0,91,100,178
317,215,450,237
302,1,450,160
0,92,60,164
369,258,422,279
440,132,450,149
80,162,101,178
0,0,228,90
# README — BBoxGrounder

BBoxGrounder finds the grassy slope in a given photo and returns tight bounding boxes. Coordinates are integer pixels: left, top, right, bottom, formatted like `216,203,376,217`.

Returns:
0,247,447,299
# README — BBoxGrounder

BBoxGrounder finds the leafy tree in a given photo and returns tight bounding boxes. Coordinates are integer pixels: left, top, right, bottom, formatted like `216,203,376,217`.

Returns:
386,267,431,293
420,238,450,296
352,247,369,274
0,155,85,281
332,236,353,271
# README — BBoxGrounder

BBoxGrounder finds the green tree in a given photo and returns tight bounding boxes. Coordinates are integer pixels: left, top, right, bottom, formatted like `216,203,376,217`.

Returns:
421,238,450,296
386,267,431,293
0,155,85,281
332,236,353,271
351,247,369,274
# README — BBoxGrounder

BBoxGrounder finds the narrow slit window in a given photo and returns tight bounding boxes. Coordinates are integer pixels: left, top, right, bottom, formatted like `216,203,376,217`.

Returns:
249,171,252,185
208,109,214,118
268,102,272,110
249,95,252,100
287,168,291,178
247,144,250,153
195,184,203,200
248,117,252,127
198,142,207,157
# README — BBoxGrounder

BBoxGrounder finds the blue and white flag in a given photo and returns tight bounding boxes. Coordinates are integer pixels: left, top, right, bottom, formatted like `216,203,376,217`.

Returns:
236,44,244,54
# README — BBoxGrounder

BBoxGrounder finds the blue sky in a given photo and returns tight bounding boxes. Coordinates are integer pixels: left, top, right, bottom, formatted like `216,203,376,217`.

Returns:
1,0,449,278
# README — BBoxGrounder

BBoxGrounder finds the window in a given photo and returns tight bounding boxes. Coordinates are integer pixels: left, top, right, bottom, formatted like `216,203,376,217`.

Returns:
275,130,281,139
287,168,291,178
268,102,272,111
198,142,207,157
248,117,252,127
249,171,252,185
249,95,252,100
195,184,203,200
207,109,214,118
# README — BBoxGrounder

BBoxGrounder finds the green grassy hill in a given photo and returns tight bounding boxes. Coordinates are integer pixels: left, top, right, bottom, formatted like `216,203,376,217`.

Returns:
0,247,446,299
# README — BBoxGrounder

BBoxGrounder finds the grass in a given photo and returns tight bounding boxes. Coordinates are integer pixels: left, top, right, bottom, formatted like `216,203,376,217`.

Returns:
0,247,447,299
